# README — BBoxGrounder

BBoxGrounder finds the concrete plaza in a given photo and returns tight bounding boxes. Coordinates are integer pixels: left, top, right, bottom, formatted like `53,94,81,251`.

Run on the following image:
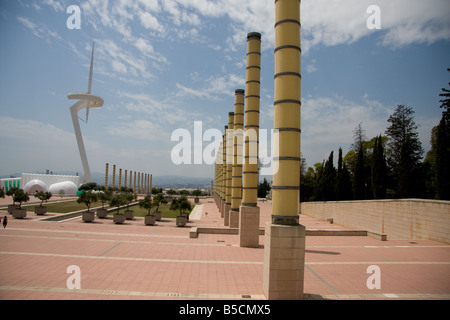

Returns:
0,196,449,300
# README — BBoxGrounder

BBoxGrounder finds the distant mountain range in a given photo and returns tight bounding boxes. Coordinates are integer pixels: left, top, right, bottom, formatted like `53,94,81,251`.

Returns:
1,171,212,190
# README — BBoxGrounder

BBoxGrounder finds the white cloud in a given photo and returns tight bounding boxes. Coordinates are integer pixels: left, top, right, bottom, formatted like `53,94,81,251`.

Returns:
301,94,394,164
42,0,64,12
17,16,61,44
139,11,164,32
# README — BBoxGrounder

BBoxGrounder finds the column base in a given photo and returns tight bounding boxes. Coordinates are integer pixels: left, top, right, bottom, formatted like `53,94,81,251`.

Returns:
239,205,260,248
223,203,231,226
263,222,305,300
229,209,239,228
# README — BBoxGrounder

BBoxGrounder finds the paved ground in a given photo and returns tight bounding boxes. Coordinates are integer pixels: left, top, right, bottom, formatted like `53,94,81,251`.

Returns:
0,196,449,300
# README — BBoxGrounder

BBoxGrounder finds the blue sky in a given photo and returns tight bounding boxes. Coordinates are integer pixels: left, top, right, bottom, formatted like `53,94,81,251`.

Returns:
0,0,449,180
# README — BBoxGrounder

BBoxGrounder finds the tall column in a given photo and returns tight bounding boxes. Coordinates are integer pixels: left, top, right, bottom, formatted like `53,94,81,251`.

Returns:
216,141,223,208
230,90,245,228
104,163,109,188
137,173,141,194
124,170,128,188
263,0,305,300
240,32,262,247
118,168,122,190
220,129,227,217
134,171,137,193
149,174,152,196
112,165,116,189
129,170,133,190
224,113,234,226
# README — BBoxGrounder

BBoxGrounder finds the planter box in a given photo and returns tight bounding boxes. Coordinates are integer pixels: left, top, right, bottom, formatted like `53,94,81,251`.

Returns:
113,214,125,224
8,205,18,214
145,215,156,226
97,208,108,219
12,208,27,219
124,210,134,220
82,211,95,223
181,212,189,221
153,211,162,221
176,216,187,227
34,206,47,216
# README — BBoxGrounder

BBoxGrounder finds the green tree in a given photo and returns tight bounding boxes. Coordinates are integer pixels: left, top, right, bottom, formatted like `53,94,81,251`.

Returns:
139,195,153,216
77,190,98,212
354,146,366,200
13,189,29,209
78,182,98,191
313,162,325,201
336,147,353,200
98,190,112,209
371,135,387,199
322,151,336,201
257,178,271,198
436,70,450,199
109,193,127,214
385,105,424,198
153,193,167,212
34,191,52,207
170,195,192,217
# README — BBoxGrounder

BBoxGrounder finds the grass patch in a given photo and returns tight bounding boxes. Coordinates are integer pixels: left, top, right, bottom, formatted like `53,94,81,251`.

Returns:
4,200,105,214
108,203,192,219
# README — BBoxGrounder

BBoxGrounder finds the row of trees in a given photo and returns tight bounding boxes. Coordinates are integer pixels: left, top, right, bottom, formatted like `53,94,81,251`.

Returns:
301,70,450,201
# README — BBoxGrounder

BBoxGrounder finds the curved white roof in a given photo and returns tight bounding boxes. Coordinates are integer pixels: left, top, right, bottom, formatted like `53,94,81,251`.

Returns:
49,181,78,196
24,179,48,194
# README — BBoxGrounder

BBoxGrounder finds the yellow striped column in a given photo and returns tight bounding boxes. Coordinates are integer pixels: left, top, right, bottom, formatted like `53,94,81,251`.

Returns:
118,168,122,190
104,163,109,188
224,112,234,226
129,170,133,190
240,32,261,247
220,129,227,217
229,90,245,228
263,0,305,300
112,165,116,189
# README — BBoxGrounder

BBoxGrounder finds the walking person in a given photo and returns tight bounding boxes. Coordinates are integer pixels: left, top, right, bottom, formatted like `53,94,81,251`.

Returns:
2,216,7,228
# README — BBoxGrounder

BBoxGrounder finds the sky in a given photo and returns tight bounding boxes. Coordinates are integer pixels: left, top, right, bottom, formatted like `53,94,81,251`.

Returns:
0,0,449,180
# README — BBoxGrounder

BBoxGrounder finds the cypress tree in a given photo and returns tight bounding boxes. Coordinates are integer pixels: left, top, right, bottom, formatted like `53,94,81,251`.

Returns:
336,147,353,200
371,135,387,199
323,151,336,201
436,70,450,199
385,105,424,198
354,146,365,200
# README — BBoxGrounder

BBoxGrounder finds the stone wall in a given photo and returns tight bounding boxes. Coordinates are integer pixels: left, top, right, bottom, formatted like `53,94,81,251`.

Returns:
301,199,450,244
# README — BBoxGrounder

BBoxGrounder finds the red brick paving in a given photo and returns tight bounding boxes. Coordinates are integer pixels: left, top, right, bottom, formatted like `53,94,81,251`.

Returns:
0,196,449,300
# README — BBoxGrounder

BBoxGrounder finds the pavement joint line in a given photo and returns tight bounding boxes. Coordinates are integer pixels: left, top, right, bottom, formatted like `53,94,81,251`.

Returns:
0,251,264,265
4,227,187,239
0,233,238,247
2,251,448,266
0,285,265,300
317,293,450,300
305,265,339,295
98,242,122,257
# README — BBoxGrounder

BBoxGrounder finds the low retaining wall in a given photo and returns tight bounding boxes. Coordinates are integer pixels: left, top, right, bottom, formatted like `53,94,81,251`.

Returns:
301,199,450,244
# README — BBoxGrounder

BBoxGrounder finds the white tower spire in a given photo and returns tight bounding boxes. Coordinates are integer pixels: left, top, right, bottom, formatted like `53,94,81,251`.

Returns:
68,42,104,184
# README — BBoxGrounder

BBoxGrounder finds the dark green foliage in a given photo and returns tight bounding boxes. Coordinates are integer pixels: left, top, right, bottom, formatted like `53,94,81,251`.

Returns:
371,135,387,199
385,105,424,198
257,178,271,198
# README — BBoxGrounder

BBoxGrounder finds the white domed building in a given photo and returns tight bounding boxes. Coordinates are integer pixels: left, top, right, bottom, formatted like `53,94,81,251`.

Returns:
23,179,48,194
48,181,78,197
20,173,81,197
